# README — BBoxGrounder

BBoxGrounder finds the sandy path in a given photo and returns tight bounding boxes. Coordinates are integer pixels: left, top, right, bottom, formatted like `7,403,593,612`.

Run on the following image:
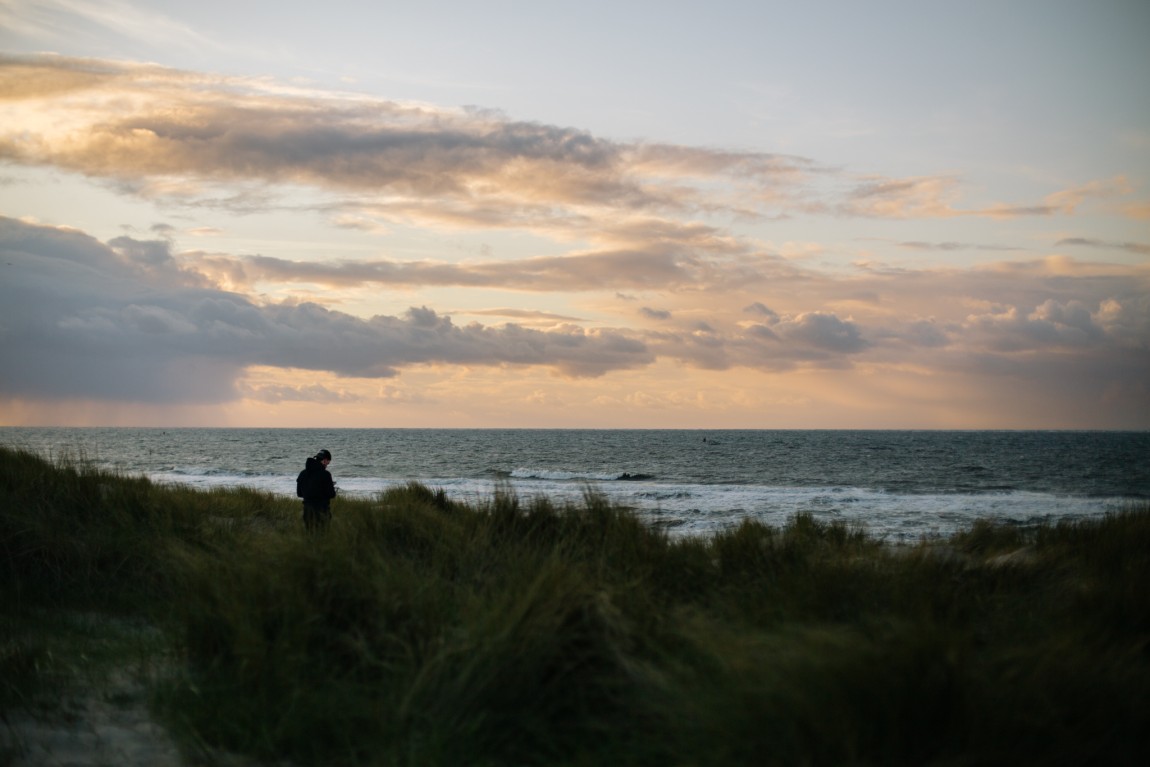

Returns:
3,668,184,767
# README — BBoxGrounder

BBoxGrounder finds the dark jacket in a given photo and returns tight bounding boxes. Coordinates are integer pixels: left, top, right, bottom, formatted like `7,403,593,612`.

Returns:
297,457,336,510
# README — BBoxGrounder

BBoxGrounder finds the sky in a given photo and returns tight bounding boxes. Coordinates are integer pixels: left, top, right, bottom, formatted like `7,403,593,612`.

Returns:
0,0,1148,429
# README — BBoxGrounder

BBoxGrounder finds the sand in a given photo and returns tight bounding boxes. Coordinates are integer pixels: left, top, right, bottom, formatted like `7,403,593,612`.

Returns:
3,667,183,767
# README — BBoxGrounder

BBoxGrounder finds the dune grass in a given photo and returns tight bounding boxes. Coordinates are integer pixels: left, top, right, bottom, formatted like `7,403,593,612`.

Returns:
2,445,1148,766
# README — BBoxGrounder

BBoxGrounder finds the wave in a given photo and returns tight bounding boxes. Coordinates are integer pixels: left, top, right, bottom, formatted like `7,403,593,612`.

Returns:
154,466,277,479
508,467,655,482
634,489,695,500
109,469,1137,543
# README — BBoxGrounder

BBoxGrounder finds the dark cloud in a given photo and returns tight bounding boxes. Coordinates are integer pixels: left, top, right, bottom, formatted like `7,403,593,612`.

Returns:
107,235,214,287
0,217,922,406
743,302,779,320
900,241,965,251
3,215,1147,413
898,319,952,348
190,245,739,292
1056,237,1150,256
646,309,874,373
0,217,660,404
776,312,869,354
964,300,1107,352
983,205,1061,217
744,323,781,342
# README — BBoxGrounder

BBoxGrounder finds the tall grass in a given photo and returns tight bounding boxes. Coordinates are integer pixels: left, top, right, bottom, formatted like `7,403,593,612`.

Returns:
2,446,1148,766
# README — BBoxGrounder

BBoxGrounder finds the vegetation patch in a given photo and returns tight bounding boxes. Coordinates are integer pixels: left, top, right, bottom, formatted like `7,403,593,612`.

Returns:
2,446,1148,766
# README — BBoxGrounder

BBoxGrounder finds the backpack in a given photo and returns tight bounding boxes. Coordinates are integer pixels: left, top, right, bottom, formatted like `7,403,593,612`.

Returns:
296,469,311,499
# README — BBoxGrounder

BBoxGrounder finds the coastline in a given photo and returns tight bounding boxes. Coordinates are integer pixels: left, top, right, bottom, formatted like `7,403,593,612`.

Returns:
2,427,1145,543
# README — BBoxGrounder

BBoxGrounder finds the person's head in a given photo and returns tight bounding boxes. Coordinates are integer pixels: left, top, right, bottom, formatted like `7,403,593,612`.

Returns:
316,449,332,465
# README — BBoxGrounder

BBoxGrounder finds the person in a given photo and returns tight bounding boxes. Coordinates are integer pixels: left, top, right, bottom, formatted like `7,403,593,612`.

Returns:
297,449,336,531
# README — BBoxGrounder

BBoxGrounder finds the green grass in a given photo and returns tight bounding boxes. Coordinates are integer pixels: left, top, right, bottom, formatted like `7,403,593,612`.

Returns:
2,445,1148,766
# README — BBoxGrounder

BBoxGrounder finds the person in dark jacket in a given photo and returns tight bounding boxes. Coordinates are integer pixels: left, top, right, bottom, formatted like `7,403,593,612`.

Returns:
297,449,336,531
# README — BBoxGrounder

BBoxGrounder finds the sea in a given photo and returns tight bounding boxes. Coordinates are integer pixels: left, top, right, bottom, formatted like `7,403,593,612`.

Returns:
2,428,1147,542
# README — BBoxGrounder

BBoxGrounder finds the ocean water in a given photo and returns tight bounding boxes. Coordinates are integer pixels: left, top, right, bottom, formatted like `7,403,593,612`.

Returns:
2,428,1147,541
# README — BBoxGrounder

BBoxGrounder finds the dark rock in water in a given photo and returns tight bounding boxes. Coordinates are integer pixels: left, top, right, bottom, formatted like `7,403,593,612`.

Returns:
618,472,655,481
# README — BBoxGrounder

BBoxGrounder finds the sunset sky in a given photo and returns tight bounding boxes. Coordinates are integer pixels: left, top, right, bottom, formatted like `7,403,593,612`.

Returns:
1,0,1148,429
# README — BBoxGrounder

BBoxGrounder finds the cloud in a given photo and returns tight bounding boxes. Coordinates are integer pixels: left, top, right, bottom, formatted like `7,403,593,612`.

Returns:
838,174,1134,220
0,1,216,54
0,55,672,217
840,176,964,218
1056,237,1150,256
2,215,1147,417
458,308,584,323
776,312,869,354
0,217,661,404
183,216,799,294
3,53,1149,423
185,226,224,237
240,382,363,405
743,302,779,320
1121,201,1150,220
897,241,1025,252
894,319,953,348
3,53,1128,233
192,247,717,292
963,301,1104,352
979,178,1134,219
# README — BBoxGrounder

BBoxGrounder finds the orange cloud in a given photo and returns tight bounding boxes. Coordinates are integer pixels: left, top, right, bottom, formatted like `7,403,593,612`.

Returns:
7,54,1133,235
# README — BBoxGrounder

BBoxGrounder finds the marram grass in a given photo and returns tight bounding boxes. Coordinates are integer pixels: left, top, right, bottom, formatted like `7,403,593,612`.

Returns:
2,446,1148,766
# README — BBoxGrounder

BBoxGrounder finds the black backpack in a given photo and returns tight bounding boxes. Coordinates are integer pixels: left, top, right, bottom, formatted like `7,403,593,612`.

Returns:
296,469,311,499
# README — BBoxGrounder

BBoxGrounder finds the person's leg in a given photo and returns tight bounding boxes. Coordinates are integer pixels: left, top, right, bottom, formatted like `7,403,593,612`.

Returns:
302,503,329,532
